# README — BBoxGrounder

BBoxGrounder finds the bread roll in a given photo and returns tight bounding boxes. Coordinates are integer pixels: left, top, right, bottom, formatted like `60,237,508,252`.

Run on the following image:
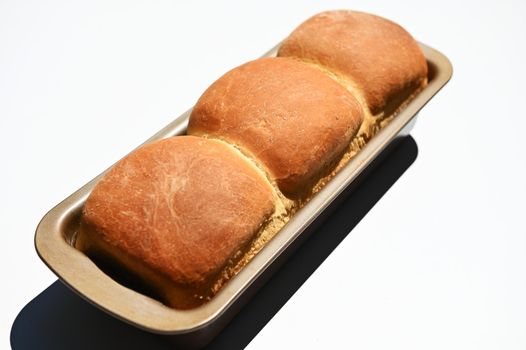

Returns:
188,57,363,196
76,136,277,309
278,10,428,117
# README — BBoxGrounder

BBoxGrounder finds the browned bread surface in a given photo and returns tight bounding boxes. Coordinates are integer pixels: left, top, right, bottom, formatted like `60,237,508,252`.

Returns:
76,10,429,310
76,136,276,308
278,10,428,115
188,57,363,196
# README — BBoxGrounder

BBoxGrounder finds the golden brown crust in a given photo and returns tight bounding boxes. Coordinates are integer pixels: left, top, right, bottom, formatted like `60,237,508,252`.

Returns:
76,11,429,310
76,136,276,308
278,10,428,115
188,57,363,197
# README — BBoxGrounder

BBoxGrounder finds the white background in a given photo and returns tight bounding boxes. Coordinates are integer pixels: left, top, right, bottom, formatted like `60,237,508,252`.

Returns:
1,1,526,349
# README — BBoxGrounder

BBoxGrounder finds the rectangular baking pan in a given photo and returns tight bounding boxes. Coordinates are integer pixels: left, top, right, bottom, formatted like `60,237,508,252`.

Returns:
35,42,452,348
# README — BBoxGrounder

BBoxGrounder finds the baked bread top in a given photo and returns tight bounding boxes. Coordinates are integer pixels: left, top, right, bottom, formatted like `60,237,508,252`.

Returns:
76,136,276,308
278,10,428,115
188,57,363,196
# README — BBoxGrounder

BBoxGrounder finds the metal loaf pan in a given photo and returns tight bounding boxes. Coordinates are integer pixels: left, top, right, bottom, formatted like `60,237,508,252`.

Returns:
35,42,452,348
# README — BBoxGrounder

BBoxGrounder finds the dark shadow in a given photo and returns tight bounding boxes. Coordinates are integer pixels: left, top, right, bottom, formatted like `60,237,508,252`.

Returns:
11,136,418,350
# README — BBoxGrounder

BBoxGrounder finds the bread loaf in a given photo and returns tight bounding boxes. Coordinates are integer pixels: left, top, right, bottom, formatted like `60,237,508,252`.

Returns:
76,10,427,309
